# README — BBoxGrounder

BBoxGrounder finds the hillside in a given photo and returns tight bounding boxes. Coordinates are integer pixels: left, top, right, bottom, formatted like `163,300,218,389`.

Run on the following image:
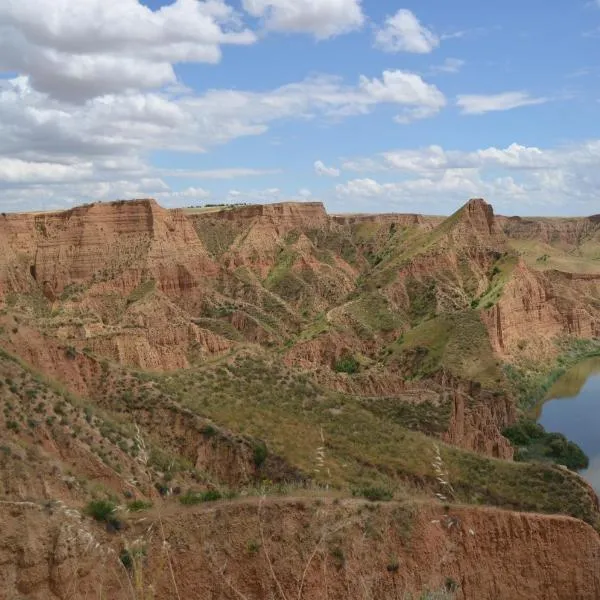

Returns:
0,197,599,599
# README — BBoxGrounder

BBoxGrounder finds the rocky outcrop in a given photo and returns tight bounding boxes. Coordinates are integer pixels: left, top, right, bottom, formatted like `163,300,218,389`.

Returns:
444,198,507,248
33,199,217,299
0,213,39,301
481,262,600,355
332,212,443,229
438,372,515,460
499,214,600,247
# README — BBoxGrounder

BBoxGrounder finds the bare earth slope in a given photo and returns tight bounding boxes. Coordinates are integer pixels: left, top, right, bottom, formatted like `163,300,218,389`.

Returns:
3,499,600,600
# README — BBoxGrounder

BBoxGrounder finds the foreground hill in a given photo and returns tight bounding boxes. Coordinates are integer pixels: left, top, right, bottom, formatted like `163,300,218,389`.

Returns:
0,197,599,599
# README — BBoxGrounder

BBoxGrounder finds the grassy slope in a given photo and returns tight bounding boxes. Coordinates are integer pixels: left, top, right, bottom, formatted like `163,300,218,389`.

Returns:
509,238,600,274
156,353,598,527
388,311,503,388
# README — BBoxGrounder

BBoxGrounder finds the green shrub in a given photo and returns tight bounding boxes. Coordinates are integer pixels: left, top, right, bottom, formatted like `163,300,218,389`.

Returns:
354,486,393,502
127,500,153,512
120,546,146,570
200,424,217,438
179,489,223,505
334,356,359,374
253,441,268,467
503,420,589,471
85,499,118,523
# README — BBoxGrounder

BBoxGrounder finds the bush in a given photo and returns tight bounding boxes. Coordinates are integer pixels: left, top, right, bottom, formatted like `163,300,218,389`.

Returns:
179,489,223,505
334,355,359,374
127,500,153,512
253,441,268,468
354,486,393,502
201,424,217,438
120,546,146,571
503,420,589,471
85,499,118,523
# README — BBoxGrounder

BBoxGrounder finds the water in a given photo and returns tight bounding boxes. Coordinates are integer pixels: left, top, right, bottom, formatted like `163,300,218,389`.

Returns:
536,357,600,491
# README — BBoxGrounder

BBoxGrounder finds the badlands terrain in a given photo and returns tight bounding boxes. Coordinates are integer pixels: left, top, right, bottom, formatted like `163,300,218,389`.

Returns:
0,197,599,599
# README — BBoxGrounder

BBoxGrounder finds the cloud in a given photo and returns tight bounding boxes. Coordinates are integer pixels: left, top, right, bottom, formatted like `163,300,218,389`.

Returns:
242,0,364,39
429,58,465,75
314,160,340,177
162,168,281,179
0,66,446,210
335,170,481,201
155,186,211,206
0,69,444,172
358,70,446,123
0,158,94,183
347,141,600,175
0,0,256,102
227,187,281,203
456,91,548,115
374,9,439,54
335,141,600,214
0,178,171,209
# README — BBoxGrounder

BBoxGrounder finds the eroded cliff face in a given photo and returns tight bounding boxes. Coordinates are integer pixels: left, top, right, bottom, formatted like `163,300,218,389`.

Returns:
2,500,600,600
32,199,217,300
499,214,600,247
439,372,515,460
481,261,600,356
0,197,598,457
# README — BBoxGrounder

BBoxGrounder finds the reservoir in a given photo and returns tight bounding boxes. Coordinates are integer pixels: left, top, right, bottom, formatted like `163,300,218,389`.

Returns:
537,357,600,492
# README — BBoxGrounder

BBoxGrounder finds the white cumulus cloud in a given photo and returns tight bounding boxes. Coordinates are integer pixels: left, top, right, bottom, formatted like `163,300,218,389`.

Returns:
242,0,364,39
314,161,340,177
335,140,600,214
0,68,445,210
0,0,256,102
374,9,439,54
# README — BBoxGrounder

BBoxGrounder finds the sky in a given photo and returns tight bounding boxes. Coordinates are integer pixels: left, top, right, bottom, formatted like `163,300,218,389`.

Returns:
0,0,599,216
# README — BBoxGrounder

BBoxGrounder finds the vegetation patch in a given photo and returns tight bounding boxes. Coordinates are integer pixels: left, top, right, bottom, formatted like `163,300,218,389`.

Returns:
345,293,404,337
85,499,121,528
388,311,501,387
360,397,452,436
127,279,156,305
192,218,241,257
333,355,360,374
506,338,600,410
179,489,224,505
161,355,599,527
353,485,393,502
503,420,589,471
406,277,437,324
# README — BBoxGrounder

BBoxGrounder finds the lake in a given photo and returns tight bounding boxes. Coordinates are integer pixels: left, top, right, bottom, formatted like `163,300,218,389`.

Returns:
536,357,600,492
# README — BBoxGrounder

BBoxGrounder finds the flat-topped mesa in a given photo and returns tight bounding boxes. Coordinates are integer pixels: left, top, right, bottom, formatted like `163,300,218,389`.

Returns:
204,201,329,230
332,213,444,230
498,213,600,246
33,198,216,297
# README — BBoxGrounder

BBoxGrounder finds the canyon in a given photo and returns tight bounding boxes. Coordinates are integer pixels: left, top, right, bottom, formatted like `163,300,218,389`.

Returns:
0,197,599,599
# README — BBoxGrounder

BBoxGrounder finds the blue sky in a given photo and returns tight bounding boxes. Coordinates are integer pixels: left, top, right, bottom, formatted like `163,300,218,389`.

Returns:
0,0,599,215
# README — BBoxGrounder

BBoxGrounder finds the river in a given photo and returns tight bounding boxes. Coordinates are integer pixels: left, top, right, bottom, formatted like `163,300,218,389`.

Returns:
536,357,600,492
